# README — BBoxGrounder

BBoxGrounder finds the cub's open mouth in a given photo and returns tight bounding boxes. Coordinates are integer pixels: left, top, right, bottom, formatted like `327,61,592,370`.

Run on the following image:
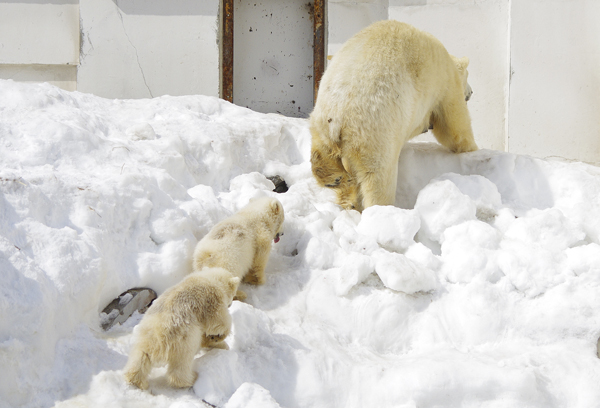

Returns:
274,232,283,243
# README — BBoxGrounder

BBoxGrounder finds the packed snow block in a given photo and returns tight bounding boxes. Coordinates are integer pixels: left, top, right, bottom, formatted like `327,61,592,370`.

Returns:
335,252,375,296
503,208,585,252
563,243,600,276
497,242,563,298
414,178,477,244
373,249,438,294
218,173,281,212
332,209,380,256
194,350,242,407
495,208,586,297
303,236,336,269
332,209,361,237
356,205,420,252
436,173,502,221
225,382,282,408
228,302,274,351
125,123,157,141
404,242,441,273
440,220,504,284
186,184,231,237
193,303,281,406
100,288,157,331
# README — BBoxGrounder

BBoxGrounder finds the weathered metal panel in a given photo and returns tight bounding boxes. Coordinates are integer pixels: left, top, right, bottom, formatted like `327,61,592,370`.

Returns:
232,0,315,117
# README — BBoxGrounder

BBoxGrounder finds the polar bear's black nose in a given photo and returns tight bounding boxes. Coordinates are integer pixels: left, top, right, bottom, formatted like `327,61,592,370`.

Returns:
465,87,473,102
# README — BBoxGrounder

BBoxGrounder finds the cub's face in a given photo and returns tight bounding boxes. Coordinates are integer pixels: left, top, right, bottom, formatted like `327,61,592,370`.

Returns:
451,55,473,102
270,200,285,243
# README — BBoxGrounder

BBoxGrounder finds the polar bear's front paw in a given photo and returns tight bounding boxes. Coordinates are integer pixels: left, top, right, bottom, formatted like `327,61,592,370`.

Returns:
201,332,230,349
233,289,247,301
168,370,198,389
243,270,265,285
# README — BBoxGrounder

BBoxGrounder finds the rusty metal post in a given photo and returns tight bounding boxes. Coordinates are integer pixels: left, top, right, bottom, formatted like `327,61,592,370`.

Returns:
222,0,234,102
313,0,325,105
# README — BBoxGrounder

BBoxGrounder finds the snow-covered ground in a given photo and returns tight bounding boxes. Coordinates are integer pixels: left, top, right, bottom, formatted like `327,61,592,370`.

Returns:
1,79,600,408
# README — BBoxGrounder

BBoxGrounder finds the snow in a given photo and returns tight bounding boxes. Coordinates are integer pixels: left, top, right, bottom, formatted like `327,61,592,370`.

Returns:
1,79,600,408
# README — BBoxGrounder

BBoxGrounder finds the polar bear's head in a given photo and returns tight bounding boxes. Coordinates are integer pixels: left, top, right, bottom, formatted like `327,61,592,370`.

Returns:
451,56,473,102
311,146,360,211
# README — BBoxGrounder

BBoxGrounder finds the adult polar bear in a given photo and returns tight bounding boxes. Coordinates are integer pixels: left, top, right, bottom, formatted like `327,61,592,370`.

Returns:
310,20,478,212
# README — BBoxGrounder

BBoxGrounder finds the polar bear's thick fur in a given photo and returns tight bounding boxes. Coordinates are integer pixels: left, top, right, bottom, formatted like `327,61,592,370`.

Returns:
192,197,284,300
123,267,240,390
310,20,478,211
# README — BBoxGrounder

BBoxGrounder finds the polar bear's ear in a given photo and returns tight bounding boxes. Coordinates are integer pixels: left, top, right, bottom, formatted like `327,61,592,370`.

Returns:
229,277,241,292
457,56,470,70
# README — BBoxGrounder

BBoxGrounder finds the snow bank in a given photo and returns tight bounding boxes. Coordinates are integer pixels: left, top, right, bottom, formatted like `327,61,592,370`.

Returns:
1,79,600,408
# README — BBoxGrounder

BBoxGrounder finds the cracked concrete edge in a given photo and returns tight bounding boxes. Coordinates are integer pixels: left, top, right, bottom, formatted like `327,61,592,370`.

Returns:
114,1,153,98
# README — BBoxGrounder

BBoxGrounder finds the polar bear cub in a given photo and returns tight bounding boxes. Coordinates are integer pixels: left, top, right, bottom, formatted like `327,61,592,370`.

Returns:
193,196,284,300
310,20,478,212
123,267,240,390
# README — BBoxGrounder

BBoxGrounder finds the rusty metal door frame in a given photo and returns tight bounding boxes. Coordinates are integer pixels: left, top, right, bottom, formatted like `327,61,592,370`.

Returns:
220,0,326,107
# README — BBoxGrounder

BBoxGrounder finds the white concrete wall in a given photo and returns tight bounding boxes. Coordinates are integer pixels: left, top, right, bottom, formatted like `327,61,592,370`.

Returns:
0,65,78,92
327,0,389,56
0,0,79,90
77,0,220,99
508,0,600,164
388,0,510,153
0,0,79,64
1,0,599,163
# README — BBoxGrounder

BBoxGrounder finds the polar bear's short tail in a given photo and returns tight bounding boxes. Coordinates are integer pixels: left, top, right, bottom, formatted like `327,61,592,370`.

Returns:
123,348,152,390
311,109,343,145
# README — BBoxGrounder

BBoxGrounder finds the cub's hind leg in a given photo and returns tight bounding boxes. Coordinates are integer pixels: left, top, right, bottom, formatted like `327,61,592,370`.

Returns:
166,330,200,388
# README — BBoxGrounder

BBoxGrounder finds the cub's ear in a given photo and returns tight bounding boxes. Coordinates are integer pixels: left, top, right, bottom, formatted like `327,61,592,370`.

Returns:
270,200,282,215
229,277,241,292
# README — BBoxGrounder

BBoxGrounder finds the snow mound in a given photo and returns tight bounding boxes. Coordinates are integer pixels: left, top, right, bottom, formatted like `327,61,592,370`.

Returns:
2,80,600,408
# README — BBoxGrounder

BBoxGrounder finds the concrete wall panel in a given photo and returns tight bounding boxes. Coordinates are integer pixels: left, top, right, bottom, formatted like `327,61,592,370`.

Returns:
389,0,510,152
0,0,79,65
77,0,219,99
0,64,77,91
509,0,600,163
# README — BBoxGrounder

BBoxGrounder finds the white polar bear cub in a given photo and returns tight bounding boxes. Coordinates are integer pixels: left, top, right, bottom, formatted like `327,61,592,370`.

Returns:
123,267,240,390
193,196,284,300
310,20,478,212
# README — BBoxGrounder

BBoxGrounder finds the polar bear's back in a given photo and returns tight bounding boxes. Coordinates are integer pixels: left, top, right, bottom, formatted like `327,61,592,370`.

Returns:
312,20,458,146
323,20,453,95
131,269,231,363
193,219,255,279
